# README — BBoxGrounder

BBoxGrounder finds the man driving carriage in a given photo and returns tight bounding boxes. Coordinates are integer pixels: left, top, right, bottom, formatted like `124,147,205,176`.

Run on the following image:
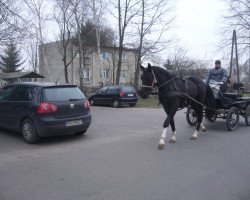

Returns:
206,60,228,93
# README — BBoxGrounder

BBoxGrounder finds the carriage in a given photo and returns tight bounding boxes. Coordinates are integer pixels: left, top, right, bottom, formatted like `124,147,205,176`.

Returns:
186,81,250,131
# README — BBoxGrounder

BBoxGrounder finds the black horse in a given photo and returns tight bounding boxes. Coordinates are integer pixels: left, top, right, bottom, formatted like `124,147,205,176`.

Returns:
140,64,216,149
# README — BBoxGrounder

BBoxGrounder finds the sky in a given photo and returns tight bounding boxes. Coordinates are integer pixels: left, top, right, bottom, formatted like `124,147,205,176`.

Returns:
38,0,228,63
19,0,231,70
174,0,226,61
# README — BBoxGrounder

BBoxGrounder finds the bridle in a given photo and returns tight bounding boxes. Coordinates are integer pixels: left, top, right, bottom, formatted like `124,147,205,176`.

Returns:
141,70,177,90
141,70,158,89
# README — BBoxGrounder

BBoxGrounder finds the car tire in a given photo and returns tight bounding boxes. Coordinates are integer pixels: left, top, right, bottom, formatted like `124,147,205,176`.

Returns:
74,129,87,136
226,107,239,131
89,98,95,106
21,119,40,144
129,103,136,107
113,99,120,108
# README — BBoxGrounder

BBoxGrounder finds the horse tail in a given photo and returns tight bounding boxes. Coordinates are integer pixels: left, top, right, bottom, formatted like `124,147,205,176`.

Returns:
204,84,217,121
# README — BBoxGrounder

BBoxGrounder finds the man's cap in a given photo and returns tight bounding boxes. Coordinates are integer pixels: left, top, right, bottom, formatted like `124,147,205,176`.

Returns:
215,60,221,64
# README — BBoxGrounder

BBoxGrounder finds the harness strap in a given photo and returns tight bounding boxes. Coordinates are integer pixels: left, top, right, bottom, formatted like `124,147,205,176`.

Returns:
141,70,158,88
161,90,218,112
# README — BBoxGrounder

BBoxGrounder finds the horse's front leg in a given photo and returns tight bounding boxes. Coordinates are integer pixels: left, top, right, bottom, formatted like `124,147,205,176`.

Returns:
169,119,176,143
158,108,177,149
158,125,168,150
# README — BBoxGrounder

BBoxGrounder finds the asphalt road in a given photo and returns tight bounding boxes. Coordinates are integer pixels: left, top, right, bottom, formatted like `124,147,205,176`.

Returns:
0,106,250,200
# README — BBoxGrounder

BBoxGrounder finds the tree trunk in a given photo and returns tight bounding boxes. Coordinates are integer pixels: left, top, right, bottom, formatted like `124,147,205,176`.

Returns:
64,59,69,83
116,42,123,85
134,0,144,90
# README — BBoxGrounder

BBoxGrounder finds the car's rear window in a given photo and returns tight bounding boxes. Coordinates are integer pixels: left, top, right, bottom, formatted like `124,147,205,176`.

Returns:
44,87,85,101
122,86,136,93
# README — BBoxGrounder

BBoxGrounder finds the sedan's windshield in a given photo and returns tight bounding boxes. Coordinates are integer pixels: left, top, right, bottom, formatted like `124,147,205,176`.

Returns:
122,86,136,93
44,87,85,101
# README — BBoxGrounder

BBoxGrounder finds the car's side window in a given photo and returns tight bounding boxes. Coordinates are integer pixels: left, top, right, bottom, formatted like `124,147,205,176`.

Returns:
23,87,34,102
99,86,108,93
0,85,16,101
107,86,117,94
11,86,31,101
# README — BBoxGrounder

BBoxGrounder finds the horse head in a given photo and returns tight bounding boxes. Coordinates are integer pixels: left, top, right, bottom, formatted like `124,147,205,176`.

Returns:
139,63,156,99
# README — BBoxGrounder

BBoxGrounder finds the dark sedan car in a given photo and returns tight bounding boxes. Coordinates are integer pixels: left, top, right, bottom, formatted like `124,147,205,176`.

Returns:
0,82,91,143
88,85,138,108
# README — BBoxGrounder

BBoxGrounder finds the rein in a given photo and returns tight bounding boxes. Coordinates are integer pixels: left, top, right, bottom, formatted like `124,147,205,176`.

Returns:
141,70,177,89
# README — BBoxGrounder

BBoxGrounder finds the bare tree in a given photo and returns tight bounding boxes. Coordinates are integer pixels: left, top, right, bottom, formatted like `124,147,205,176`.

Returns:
89,0,105,55
54,0,78,83
26,41,39,73
70,0,91,89
133,0,176,89
164,46,208,78
23,0,53,81
108,0,141,84
220,0,250,57
0,0,26,44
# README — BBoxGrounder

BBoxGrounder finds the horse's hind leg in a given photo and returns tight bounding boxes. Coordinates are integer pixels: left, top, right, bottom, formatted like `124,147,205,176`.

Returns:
191,106,203,140
169,119,176,143
201,121,206,132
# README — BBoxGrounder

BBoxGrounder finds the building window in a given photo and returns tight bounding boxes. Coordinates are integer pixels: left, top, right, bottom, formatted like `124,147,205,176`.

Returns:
101,52,109,60
83,68,90,83
100,69,109,80
120,70,126,80
122,52,126,62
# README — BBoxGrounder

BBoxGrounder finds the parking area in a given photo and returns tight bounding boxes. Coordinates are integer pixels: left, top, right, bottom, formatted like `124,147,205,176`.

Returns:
0,106,250,200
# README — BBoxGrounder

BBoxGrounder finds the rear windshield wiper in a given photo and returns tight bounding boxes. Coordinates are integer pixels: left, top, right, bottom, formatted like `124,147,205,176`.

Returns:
69,98,83,101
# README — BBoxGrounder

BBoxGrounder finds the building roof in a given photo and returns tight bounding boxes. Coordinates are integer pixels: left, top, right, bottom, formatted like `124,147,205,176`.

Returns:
6,82,77,88
0,72,45,79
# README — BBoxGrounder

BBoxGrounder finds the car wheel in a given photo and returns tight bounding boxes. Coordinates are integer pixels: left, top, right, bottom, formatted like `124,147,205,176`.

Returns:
245,105,250,126
226,107,239,131
89,98,95,106
129,103,136,107
113,99,120,108
21,119,40,144
186,106,197,126
74,129,87,136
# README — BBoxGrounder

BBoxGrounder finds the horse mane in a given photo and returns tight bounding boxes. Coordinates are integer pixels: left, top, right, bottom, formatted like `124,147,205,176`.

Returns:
151,66,175,79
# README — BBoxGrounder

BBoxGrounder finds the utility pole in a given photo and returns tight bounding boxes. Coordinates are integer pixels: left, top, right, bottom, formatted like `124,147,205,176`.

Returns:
249,29,250,81
229,30,240,91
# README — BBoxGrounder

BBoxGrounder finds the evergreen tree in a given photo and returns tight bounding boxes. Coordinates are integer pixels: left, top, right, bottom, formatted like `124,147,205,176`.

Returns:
0,42,24,73
73,21,116,47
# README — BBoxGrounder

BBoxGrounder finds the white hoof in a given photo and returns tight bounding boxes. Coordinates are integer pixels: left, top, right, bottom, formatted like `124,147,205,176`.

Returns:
158,139,165,150
169,139,176,143
191,131,198,140
169,134,176,143
190,136,197,140
201,126,206,132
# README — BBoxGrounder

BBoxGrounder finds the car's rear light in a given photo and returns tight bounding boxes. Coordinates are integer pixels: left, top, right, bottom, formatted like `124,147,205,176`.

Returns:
119,92,125,97
37,103,57,114
84,100,90,111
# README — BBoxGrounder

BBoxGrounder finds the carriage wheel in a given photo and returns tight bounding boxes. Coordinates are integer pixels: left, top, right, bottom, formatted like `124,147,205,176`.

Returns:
245,105,250,126
186,106,197,126
226,107,239,131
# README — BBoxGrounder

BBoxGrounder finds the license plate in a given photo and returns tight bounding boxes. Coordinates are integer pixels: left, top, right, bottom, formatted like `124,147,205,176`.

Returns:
65,119,83,127
128,94,134,96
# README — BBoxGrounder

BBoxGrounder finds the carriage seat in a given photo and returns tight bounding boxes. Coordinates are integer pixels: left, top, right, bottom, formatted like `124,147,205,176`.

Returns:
222,93,241,101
